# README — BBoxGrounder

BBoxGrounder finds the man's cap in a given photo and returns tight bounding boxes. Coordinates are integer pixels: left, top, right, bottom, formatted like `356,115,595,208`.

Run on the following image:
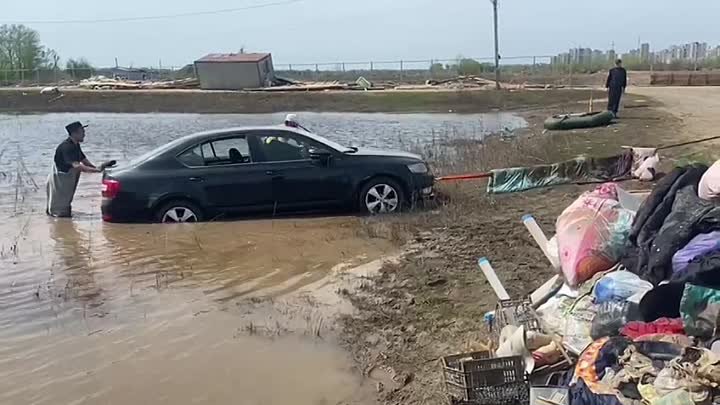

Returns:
65,121,88,134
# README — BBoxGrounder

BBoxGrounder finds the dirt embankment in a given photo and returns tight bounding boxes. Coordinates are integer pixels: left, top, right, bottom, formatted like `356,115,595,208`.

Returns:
0,88,594,114
341,93,693,405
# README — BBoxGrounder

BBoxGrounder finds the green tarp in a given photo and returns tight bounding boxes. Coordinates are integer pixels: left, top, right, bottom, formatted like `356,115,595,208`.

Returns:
487,152,633,194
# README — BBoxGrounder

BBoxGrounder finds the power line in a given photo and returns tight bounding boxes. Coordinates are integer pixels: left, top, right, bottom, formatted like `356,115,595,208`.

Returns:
3,0,303,25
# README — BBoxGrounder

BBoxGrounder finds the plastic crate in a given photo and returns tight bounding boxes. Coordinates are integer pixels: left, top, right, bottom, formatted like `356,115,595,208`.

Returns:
530,386,569,405
442,351,528,405
496,299,541,332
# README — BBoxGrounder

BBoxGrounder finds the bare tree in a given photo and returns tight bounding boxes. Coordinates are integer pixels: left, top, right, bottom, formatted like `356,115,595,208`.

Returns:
43,48,61,70
66,58,94,79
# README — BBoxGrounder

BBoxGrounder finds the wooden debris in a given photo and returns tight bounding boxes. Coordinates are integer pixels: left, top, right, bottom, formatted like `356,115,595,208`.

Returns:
78,76,199,90
248,81,347,92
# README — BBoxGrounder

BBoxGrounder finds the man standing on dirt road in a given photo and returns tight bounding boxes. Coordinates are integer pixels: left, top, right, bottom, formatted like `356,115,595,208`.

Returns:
606,59,628,118
46,121,114,218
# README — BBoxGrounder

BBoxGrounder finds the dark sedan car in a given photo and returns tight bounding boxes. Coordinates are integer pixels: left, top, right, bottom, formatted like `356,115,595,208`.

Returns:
101,124,434,223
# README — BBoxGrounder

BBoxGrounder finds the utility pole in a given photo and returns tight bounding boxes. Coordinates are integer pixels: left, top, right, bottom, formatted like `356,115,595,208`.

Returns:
491,0,500,89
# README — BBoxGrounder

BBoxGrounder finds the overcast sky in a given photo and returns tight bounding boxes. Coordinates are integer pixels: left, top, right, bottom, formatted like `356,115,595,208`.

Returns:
3,0,719,68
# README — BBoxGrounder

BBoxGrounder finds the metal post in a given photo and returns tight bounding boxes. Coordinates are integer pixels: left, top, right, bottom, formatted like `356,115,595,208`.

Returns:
289,64,293,71
532,56,536,75
370,61,374,71
491,0,500,89
400,60,404,80
342,63,345,72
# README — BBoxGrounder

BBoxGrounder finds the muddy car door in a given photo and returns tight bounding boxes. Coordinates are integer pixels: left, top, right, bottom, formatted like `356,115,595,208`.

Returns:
180,135,274,211
249,130,351,209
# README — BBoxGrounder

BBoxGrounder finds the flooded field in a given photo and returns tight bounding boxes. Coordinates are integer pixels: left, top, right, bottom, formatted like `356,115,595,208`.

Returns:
0,111,525,404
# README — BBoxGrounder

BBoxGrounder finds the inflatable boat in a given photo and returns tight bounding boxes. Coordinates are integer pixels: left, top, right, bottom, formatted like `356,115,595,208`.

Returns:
544,111,614,130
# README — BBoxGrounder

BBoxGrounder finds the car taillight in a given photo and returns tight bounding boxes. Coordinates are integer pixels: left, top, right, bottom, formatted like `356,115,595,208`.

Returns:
102,179,120,199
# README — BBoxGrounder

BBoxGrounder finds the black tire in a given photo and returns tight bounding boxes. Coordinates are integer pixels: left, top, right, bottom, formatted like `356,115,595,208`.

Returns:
358,177,406,215
154,200,204,223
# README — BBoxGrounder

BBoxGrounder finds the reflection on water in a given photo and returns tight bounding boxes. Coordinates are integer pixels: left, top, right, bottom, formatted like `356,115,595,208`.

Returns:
0,111,524,404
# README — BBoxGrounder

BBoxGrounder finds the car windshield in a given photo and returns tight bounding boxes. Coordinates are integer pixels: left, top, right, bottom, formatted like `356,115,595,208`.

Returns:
302,131,353,153
124,137,188,167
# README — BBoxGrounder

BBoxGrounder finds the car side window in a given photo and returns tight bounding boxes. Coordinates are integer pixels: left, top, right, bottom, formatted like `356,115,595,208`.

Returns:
177,145,204,167
209,137,252,164
256,132,312,162
177,136,253,167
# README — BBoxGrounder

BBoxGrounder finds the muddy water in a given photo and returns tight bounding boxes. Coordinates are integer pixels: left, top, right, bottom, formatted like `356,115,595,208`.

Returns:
0,311,377,405
0,112,525,404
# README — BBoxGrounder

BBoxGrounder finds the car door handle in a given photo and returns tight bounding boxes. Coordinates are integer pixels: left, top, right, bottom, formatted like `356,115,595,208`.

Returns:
265,170,284,180
189,176,204,182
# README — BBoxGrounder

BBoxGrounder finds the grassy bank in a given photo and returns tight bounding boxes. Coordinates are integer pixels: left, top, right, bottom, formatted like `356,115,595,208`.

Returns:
0,88,594,114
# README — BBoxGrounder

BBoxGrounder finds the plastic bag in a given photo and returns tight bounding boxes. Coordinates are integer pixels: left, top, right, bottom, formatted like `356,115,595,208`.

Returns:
698,159,720,201
562,295,597,355
633,154,660,181
590,300,637,340
671,231,720,276
680,284,720,339
556,183,635,287
593,271,653,304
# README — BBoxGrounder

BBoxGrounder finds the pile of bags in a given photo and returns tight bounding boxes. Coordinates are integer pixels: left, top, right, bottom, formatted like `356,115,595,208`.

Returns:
499,164,720,405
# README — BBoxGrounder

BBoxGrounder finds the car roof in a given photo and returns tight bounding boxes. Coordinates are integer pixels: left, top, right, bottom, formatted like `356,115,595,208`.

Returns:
181,125,303,141
176,125,346,152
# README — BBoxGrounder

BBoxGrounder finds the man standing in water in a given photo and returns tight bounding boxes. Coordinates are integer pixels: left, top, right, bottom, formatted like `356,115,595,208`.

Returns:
606,59,628,118
46,122,112,217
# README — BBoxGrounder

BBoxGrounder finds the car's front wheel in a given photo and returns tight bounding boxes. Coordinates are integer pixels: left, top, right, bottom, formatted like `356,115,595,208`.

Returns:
155,200,204,223
359,177,405,215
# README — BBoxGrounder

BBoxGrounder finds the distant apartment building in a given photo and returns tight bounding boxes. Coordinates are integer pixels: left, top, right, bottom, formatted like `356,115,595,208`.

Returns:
691,42,708,61
552,47,615,66
652,41,712,63
709,46,720,59
552,53,572,65
568,48,591,65
640,43,651,62
592,50,605,63
553,40,718,67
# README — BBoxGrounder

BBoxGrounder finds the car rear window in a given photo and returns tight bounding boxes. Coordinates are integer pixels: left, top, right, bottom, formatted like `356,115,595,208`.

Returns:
125,137,188,168
177,145,204,167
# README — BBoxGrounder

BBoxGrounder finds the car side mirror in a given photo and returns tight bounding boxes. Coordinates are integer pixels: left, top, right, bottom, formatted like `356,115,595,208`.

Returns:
309,148,332,164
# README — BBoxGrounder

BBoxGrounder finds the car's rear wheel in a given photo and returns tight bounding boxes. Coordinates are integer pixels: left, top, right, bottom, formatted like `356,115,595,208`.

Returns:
155,200,204,223
359,177,405,215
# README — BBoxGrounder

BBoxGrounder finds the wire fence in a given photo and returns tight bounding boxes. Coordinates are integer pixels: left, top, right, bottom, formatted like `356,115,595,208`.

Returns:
0,55,563,87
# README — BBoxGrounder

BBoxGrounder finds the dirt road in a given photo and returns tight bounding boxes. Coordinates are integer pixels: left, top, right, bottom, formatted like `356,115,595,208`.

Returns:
631,86,720,145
